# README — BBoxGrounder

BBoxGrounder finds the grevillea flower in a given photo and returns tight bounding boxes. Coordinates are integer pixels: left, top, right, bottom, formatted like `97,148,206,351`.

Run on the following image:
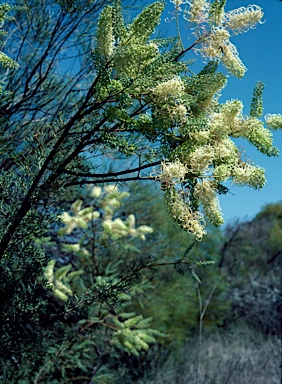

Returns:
209,100,243,138
213,139,239,164
223,5,264,35
153,77,185,101
189,145,214,173
170,0,190,11
220,41,246,78
194,180,224,226
186,0,209,23
241,117,277,156
158,160,188,186
232,163,266,189
213,164,231,181
96,6,114,58
200,27,230,59
265,114,282,130
165,188,207,240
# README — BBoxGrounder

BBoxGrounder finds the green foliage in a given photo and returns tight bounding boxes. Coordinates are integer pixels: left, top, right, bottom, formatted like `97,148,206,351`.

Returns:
0,0,281,382
209,0,226,25
6,185,164,382
250,81,264,118
0,3,18,69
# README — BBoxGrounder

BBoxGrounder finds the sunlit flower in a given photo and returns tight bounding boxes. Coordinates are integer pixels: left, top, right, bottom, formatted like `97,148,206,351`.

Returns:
186,0,209,23
241,117,276,156
170,0,189,11
224,5,264,34
213,164,231,181
158,159,188,187
170,104,187,123
213,139,239,164
189,145,214,173
265,114,282,130
200,27,246,78
165,189,207,240
232,163,266,189
200,27,230,59
194,180,224,226
220,41,246,78
189,130,210,145
153,77,184,101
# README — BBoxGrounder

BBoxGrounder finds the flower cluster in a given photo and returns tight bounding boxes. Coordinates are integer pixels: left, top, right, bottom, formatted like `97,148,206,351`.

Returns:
220,42,246,78
265,114,282,130
200,27,246,78
213,139,239,165
153,77,185,101
200,27,230,59
188,145,214,173
223,5,264,35
179,1,264,78
152,77,188,123
194,180,224,226
241,117,277,156
96,6,114,58
170,0,190,11
185,0,209,23
165,188,207,240
156,160,188,189
209,100,243,138
102,216,153,241
232,163,266,189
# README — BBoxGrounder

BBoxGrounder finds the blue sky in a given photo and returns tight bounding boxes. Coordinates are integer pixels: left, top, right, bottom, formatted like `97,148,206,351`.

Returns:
160,0,282,224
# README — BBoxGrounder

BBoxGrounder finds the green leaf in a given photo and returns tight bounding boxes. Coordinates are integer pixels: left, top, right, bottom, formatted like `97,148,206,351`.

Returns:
54,264,72,280
250,81,264,118
181,241,196,260
127,2,165,43
174,264,184,276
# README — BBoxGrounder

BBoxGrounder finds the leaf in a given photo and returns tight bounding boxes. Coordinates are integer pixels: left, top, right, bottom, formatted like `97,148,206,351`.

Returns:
174,264,184,276
181,241,196,260
127,2,165,43
54,264,72,280
250,81,264,118
190,268,202,284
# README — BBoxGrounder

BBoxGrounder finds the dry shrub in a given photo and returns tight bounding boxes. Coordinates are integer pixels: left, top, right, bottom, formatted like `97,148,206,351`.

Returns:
139,324,281,384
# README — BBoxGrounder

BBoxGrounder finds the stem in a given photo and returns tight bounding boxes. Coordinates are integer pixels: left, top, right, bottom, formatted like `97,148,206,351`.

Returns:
175,8,184,51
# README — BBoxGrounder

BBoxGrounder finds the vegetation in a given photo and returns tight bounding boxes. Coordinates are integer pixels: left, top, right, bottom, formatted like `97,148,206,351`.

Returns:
0,0,281,382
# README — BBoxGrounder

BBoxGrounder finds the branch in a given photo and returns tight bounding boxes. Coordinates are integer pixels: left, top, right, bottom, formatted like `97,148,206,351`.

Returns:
64,176,155,187
63,160,162,179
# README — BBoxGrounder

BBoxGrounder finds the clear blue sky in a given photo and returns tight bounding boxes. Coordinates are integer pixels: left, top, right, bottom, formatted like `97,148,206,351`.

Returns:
159,0,282,224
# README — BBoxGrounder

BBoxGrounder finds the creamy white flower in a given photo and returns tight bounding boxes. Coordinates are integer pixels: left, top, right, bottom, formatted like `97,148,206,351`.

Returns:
224,5,264,34
186,0,209,23
265,114,282,130
159,160,188,186
232,163,266,189
220,41,246,78
170,0,189,10
153,77,184,101
200,27,230,59
189,146,214,173
166,189,206,240
194,180,224,226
